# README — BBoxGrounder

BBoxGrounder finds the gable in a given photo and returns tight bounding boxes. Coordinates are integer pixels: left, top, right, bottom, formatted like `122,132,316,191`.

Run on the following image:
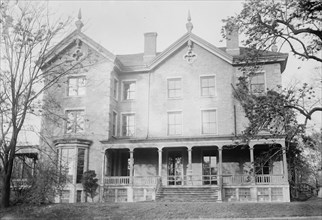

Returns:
41,30,116,70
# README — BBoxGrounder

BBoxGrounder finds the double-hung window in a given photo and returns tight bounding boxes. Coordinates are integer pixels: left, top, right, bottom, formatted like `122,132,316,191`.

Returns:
250,72,265,94
68,76,86,96
123,81,136,100
113,78,118,99
122,113,135,137
168,111,182,136
200,75,215,96
112,111,117,136
66,110,85,134
201,110,217,134
167,78,182,98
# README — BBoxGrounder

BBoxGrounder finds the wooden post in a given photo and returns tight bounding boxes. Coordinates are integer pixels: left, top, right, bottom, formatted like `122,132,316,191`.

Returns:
218,146,223,202
187,147,192,185
158,149,162,176
282,146,288,182
249,144,255,184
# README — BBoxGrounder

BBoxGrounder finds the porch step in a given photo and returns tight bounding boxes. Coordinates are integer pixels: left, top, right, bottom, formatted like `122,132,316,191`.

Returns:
156,187,218,202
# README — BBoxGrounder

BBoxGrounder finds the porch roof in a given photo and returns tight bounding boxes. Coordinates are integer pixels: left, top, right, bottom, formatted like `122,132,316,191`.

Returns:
100,135,285,151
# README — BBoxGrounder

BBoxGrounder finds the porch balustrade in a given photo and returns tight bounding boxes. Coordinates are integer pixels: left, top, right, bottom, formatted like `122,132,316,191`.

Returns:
222,174,286,185
255,174,286,184
104,176,159,186
104,174,286,187
167,174,218,186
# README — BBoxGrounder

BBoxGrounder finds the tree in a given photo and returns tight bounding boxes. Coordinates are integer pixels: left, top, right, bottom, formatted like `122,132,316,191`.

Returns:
223,0,322,62
82,170,99,202
0,1,84,207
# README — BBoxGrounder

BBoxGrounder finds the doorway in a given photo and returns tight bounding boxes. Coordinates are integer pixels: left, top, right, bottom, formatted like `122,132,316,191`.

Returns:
168,151,183,185
202,151,217,185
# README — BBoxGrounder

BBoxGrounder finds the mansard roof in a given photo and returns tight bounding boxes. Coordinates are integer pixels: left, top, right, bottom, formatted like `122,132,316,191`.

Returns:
42,29,288,73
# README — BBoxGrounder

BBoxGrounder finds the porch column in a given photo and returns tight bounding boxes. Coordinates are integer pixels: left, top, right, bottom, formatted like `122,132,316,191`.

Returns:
158,149,162,176
188,147,192,172
249,144,255,184
282,146,289,182
129,150,134,177
218,145,223,202
100,151,106,202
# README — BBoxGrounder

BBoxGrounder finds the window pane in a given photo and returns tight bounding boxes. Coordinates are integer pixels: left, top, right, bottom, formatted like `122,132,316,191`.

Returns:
200,76,215,96
68,78,78,96
61,148,76,183
168,78,181,98
250,72,265,94
122,114,135,136
168,112,182,135
202,110,216,134
77,78,86,96
112,112,117,136
113,79,118,98
123,81,136,100
76,149,85,183
66,110,85,134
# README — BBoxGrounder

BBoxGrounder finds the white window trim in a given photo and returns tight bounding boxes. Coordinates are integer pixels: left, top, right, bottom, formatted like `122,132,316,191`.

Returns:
199,74,216,97
64,108,86,134
113,77,119,101
120,112,136,137
66,75,86,97
112,110,118,137
166,76,183,100
249,71,267,95
167,110,183,136
200,108,218,135
121,79,137,101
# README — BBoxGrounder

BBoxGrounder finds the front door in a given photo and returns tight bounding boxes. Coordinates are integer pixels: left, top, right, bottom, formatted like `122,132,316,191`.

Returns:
202,153,217,185
168,151,183,185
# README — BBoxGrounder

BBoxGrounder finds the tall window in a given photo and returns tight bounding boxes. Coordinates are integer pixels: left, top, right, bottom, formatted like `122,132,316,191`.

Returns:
168,111,182,135
60,148,86,184
200,75,215,96
76,148,85,183
112,111,117,136
201,110,217,134
113,78,118,99
68,76,86,96
66,110,85,134
250,72,265,94
167,78,182,98
123,81,136,100
61,148,76,182
122,113,135,137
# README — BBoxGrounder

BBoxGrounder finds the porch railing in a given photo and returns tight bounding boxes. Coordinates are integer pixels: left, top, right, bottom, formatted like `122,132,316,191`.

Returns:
255,174,286,184
104,174,286,187
167,175,218,186
104,176,159,186
222,174,286,185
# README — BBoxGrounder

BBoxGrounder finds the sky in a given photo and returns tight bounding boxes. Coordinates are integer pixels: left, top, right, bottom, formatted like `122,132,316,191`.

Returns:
19,0,321,144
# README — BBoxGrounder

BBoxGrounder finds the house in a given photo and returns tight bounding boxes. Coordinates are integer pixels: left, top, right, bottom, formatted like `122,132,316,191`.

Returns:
40,11,290,203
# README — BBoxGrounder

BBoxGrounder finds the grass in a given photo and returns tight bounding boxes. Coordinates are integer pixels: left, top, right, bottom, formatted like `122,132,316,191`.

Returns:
0,197,322,220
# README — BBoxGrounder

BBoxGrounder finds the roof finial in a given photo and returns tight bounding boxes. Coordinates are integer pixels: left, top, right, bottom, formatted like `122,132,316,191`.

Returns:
75,8,84,32
186,10,193,33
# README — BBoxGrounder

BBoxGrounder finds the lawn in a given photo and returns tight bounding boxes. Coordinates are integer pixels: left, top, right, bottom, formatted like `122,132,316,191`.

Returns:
1,198,322,220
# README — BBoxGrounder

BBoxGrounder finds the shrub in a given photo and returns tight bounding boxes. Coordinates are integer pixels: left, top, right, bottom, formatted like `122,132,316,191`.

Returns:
82,170,99,202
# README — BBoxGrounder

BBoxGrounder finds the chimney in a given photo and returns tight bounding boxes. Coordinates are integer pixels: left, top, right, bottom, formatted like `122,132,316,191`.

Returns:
225,27,240,56
143,32,157,63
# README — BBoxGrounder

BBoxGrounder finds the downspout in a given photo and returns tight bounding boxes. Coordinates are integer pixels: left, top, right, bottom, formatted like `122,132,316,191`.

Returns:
146,71,151,139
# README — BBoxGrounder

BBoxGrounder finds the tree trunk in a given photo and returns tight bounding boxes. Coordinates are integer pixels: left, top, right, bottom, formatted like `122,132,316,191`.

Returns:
1,174,11,208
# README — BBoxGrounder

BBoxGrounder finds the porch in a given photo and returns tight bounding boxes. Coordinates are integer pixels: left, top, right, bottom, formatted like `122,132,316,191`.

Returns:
100,137,290,202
